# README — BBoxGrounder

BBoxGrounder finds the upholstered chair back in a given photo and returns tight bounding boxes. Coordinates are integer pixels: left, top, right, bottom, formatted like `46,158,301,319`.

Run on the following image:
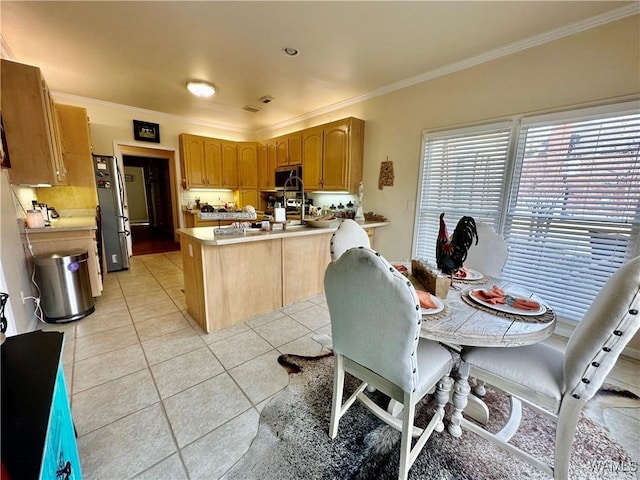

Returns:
464,221,509,278
563,256,640,401
330,219,370,261
324,247,422,392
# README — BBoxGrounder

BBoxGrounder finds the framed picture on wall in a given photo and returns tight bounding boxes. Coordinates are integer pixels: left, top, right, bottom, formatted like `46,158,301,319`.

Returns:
133,120,160,143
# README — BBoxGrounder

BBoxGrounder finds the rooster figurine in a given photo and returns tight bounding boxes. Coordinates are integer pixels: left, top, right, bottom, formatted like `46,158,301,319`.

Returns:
436,213,478,278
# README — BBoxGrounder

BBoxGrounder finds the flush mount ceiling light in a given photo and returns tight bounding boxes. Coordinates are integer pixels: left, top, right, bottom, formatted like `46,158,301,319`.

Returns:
186,80,216,97
281,46,299,57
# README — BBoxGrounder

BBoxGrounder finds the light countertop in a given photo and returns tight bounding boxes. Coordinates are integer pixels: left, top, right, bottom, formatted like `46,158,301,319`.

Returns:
177,221,390,246
25,216,97,233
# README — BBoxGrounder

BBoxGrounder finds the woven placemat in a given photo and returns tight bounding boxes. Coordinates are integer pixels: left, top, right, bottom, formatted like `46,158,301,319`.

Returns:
453,275,490,285
421,302,450,321
461,291,555,324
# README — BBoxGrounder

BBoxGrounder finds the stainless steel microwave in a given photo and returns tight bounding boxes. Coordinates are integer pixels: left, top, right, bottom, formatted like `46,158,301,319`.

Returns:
275,167,302,190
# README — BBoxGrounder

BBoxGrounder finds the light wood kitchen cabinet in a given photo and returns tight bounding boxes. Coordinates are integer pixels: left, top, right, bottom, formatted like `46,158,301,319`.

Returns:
274,133,302,168
203,137,224,187
301,126,324,190
321,117,365,192
257,143,276,190
237,143,258,189
287,133,302,166
237,189,259,209
179,134,225,188
1,59,67,186
180,134,207,188
36,104,99,210
221,141,238,189
275,137,288,168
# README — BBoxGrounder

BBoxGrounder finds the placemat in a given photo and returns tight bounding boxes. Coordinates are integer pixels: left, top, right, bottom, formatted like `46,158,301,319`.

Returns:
461,291,555,324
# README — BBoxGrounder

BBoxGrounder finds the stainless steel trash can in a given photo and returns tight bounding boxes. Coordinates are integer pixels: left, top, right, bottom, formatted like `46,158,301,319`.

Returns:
33,250,95,323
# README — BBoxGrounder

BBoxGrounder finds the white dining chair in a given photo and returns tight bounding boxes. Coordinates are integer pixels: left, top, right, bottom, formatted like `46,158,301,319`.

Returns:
324,247,454,480
329,219,370,261
455,255,640,479
464,221,508,278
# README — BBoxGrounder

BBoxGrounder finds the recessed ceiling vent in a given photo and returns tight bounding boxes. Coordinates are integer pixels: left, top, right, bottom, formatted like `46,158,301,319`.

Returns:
242,105,261,113
258,95,274,104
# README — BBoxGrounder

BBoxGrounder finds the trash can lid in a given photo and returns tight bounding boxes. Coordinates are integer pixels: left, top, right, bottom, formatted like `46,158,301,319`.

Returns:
33,250,89,266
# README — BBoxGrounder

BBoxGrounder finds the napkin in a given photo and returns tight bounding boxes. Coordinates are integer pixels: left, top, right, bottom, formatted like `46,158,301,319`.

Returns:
473,286,541,311
417,290,437,309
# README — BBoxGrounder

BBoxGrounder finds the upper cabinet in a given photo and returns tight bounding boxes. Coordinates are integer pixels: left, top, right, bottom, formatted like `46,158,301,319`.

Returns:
179,134,244,190
301,117,364,192
1,59,67,186
237,143,258,189
275,133,302,168
221,141,238,189
180,134,208,188
257,143,276,190
180,116,364,193
322,117,364,191
301,127,324,191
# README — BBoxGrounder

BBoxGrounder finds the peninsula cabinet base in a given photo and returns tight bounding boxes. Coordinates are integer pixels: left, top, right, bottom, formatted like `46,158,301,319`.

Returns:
180,233,332,333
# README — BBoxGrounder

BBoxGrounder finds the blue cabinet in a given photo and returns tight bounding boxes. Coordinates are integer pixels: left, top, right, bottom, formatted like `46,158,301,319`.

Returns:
1,331,82,479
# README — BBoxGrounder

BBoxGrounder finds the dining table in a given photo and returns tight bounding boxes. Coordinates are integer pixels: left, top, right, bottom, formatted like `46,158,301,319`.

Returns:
397,263,558,437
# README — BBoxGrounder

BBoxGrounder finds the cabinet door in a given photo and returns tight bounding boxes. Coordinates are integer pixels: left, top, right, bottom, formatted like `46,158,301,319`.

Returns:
238,143,258,188
238,188,259,209
221,142,238,189
180,134,207,188
275,137,288,168
322,122,350,190
54,105,96,202
1,59,67,186
301,127,323,190
257,144,269,189
204,138,223,187
267,142,277,186
287,133,302,166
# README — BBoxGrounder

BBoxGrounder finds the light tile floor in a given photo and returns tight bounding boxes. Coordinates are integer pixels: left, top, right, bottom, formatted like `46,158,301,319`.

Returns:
38,252,639,479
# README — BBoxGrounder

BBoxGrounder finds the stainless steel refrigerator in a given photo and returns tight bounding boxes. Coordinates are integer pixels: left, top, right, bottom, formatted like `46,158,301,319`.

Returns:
93,154,130,272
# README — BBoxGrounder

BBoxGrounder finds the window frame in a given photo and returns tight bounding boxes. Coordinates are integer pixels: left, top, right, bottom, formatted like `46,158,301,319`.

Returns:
413,100,640,323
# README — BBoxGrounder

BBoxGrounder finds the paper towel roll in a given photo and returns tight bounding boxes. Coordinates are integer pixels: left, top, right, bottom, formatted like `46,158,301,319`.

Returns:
274,207,286,223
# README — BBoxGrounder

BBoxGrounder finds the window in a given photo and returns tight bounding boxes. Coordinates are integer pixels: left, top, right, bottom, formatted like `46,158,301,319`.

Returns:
414,102,640,321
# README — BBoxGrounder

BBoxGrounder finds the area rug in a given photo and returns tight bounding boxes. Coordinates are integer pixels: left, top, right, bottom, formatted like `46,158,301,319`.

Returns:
223,354,636,480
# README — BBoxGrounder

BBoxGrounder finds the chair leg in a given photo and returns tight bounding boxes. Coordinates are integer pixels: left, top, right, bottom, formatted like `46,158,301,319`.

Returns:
398,393,417,480
554,396,584,480
329,353,346,438
434,375,452,433
449,361,471,437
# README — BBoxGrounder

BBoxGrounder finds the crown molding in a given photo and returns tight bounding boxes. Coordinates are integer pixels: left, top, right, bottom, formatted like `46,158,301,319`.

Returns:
51,92,253,135
258,4,640,135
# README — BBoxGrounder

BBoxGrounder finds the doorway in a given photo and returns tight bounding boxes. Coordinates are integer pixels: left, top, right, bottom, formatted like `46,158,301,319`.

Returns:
118,145,180,256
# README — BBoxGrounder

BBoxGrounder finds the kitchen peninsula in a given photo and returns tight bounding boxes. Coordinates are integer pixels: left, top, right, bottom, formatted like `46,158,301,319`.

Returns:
178,221,389,332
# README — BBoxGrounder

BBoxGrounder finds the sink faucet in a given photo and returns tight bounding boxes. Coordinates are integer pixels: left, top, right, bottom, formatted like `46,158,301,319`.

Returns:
282,174,305,224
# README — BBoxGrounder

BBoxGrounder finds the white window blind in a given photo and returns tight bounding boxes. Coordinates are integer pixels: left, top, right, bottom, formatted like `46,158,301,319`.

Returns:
502,108,640,320
414,102,640,322
413,123,512,260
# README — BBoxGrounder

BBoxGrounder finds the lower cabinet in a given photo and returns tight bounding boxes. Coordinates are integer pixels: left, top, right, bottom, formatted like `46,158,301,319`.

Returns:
1,331,82,479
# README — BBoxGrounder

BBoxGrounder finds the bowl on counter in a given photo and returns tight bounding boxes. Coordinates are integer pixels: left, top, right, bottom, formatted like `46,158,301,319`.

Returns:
305,218,340,228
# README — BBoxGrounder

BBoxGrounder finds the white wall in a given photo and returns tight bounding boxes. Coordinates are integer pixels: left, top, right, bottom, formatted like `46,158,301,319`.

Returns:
0,170,39,333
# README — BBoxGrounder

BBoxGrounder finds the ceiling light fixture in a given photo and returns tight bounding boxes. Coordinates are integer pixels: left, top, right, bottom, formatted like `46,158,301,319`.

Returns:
186,80,216,97
282,47,299,57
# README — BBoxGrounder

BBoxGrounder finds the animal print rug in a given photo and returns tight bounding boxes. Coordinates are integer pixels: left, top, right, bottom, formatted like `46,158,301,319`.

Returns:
223,353,636,480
